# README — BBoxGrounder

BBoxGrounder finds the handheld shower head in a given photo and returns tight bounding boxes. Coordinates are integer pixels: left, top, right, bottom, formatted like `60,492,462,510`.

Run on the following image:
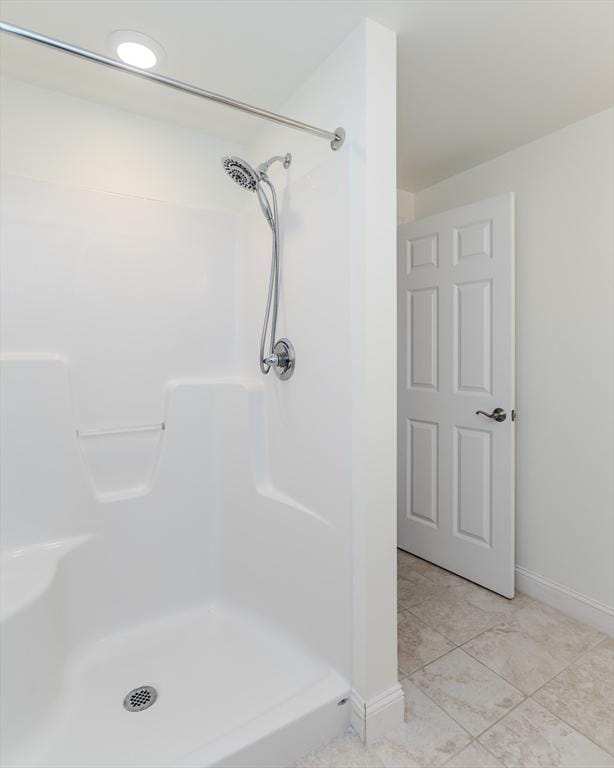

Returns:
221,156,259,191
221,153,292,191
221,154,278,226
220,151,294,379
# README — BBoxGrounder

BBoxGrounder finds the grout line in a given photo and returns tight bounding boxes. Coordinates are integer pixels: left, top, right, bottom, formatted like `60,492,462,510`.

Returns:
456,647,527,698
397,642,458,678
398,596,454,618
405,601,499,647
398,563,462,590
575,634,613,664
456,616,519,658
459,612,608,694
403,675,534,768
441,738,480,767
439,737,506,768
524,652,614,757
397,573,508,645
440,739,474,767
526,696,614,757
459,638,545,693
407,650,527,741
398,676,474,739
477,737,505,765
475,695,529,743
397,599,461,637
527,659,578,700
399,574,540,670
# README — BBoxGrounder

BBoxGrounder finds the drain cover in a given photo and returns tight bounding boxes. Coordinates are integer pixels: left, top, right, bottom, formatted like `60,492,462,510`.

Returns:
123,685,157,712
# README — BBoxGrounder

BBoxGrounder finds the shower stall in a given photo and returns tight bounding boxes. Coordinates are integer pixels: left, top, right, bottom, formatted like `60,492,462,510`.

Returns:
0,13,398,768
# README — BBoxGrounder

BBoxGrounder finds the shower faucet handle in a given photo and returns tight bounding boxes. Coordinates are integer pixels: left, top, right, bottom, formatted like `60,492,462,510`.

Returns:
263,339,296,380
263,353,281,367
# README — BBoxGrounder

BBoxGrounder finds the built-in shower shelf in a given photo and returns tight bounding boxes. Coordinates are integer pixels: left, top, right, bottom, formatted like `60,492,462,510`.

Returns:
77,421,165,502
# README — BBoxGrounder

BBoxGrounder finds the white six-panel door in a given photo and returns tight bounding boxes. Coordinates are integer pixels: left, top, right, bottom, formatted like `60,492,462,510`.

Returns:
397,194,515,597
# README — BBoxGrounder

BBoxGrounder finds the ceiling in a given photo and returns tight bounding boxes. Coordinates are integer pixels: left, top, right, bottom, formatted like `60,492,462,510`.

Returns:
1,0,612,191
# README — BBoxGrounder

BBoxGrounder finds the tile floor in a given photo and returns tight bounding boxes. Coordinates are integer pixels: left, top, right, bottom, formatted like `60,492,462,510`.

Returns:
295,550,614,768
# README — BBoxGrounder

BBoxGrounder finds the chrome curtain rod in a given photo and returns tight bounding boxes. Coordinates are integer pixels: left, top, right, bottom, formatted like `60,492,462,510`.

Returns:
0,21,346,150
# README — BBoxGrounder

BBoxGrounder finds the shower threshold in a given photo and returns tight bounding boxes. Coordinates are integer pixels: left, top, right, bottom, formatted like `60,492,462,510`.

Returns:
6,602,349,768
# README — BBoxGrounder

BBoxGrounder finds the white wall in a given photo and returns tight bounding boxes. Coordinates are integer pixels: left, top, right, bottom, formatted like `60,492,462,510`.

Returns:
414,109,614,613
397,188,415,225
237,19,401,738
0,76,244,428
0,76,245,213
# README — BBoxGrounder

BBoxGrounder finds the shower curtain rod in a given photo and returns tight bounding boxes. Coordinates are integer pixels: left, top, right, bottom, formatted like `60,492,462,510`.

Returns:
0,21,346,150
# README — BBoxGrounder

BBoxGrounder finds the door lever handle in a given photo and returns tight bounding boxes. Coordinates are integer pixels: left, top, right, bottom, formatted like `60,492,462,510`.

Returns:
476,408,507,422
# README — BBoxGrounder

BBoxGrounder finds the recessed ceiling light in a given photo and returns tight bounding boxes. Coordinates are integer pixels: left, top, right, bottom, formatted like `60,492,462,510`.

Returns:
108,30,164,70
117,41,156,69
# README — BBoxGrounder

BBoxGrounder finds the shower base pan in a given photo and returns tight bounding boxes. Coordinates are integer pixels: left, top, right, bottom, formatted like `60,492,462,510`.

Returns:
4,601,349,768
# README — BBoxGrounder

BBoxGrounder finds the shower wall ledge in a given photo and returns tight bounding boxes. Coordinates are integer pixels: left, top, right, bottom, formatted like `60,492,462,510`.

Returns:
0,357,321,528
0,535,91,622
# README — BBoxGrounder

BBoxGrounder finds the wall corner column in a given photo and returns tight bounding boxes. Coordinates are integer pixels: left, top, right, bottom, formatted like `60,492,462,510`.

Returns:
350,19,403,742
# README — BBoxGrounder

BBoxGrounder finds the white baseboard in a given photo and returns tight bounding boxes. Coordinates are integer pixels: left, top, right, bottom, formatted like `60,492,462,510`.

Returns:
515,566,614,636
350,683,405,743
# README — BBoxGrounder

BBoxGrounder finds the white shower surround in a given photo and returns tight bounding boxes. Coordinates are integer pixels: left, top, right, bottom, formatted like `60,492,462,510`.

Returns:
242,18,401,738
0,18,399,767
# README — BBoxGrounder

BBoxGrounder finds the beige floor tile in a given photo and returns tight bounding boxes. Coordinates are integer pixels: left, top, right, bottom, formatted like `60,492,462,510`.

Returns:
464,602,605,695
533,638,614,753
398,612,455,675
409,593,499,644
395,552,612,765
478,699,614,767
397,550,467,588
397,549,441,575
599,635,614,653
510,601,605,664
371,679,471,767
293,729,384,768
462,621,569,695
398,572,446,610
397,557,426,582
415,564,469,589
397,549,422,567
411,648,524,736
450,583,534,622
444,742,503,767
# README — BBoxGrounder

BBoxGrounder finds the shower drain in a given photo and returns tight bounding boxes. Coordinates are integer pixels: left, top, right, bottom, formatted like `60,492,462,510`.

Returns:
123,685,157,712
